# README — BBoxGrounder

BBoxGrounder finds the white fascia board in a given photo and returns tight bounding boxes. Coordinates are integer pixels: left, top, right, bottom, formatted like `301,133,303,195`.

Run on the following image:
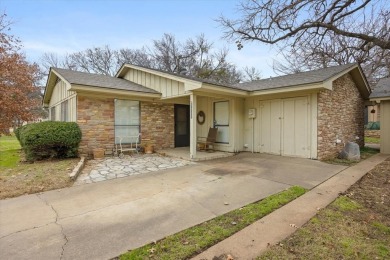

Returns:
201,83,248,96
249,83,324,96
370,97,390,102
43,68,72,105
70,84,162,98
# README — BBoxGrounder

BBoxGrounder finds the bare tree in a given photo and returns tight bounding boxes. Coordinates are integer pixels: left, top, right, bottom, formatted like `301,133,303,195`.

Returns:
116,47,155,68
40,34,249,84
218,0,390,50
272,30,390,83
242,66,262,81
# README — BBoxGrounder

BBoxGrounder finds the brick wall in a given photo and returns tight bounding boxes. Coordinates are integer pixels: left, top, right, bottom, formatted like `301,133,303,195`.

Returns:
77,96,115,156
317,73,365,159
140,102,174,149
77,97,175,156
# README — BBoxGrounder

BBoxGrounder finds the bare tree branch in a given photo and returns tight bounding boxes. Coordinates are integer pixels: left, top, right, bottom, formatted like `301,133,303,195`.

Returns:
218,0,390,50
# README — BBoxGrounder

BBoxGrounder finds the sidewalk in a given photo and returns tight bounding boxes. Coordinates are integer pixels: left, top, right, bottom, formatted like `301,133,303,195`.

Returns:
192,153,390,260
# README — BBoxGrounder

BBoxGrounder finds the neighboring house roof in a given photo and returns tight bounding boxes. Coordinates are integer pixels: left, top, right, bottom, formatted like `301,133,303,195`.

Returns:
370,77,390,99
52,68,159,94
234,63,357,91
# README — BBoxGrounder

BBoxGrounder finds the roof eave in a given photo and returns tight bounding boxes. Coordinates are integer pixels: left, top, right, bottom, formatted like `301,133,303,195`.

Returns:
321,64,371,99
201,83,248,96
370,96,390,102
43,68,71,107
70,84,162,98
249,82,324,96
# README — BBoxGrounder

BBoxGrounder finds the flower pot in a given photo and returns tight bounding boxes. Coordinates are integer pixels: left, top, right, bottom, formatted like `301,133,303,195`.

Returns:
144,145,154,154
92,148,105,159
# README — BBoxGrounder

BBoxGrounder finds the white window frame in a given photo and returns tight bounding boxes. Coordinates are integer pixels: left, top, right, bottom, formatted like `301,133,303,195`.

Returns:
114,99,140,144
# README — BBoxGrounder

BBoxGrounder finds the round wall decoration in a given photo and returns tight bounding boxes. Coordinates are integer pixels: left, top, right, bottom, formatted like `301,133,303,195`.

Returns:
197,111,205,125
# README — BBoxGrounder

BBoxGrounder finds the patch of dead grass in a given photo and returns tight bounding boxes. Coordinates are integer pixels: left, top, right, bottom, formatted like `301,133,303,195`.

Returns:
258,158,390,260
0,158,79,199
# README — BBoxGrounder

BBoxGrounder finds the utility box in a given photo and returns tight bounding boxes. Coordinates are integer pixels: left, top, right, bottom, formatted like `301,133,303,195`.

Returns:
248,108,256,119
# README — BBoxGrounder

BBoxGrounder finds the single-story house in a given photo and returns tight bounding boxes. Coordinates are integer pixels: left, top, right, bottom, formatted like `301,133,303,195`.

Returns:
43,63,370,160
369,77,390,154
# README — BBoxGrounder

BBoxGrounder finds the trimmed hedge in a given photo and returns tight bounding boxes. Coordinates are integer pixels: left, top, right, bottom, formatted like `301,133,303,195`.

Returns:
16,121,82,161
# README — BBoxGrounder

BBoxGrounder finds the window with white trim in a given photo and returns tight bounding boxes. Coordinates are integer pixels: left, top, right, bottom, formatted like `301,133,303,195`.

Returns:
114,99,140,144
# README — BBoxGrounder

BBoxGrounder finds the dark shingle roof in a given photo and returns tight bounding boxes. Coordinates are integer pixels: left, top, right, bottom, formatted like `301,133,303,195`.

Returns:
119,64,238,89
370,77,390,99
234,63,357,91
52,68,159,94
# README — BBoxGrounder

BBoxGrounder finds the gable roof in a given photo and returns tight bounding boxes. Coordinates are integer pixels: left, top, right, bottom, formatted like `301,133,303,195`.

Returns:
52,68,159,94
370,77,390,99
116,63,238,89
235,63,357,91
117,63,370,98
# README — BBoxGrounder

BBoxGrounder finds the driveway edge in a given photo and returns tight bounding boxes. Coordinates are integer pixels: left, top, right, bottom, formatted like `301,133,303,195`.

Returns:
192,153,390,260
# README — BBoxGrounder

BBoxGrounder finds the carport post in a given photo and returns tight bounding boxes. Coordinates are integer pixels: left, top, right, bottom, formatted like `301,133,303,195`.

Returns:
190,93,197,159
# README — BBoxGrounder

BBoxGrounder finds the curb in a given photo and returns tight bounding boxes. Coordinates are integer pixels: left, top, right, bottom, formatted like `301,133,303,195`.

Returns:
69,156,86,180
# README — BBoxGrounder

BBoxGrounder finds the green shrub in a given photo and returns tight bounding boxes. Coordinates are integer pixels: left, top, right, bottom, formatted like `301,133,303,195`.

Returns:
14,124,31,143
365,121,380,130
18,121,82,161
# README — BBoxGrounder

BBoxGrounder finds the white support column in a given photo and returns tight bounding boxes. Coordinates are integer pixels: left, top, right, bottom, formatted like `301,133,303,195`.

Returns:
190,93,197,159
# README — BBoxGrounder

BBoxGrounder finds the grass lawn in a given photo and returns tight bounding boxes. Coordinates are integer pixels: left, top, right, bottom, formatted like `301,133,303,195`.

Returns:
324,146,379,166
0,135,79,199
365,136,380,144
258,158,390,259
119,186,306,260
0,135,21,168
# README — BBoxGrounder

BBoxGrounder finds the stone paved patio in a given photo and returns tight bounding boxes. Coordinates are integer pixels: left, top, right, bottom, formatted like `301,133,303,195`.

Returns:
74,154,194,185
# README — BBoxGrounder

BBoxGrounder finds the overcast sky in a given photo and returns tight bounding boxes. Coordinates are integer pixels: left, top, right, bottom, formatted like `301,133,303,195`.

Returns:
2,0,279,76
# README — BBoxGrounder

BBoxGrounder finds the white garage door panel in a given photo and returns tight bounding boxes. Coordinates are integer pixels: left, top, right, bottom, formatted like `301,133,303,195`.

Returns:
282,97,309,158
259,97,310,158
259,100,281,154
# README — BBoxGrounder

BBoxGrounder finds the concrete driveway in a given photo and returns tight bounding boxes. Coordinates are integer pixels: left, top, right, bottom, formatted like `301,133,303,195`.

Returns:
0,153,345,260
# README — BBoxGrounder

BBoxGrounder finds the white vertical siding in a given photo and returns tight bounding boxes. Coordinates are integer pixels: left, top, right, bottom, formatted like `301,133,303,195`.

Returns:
243,92,317,158
48,79,77,122
123,68,185,98
196,95,243,153
380,101,390,154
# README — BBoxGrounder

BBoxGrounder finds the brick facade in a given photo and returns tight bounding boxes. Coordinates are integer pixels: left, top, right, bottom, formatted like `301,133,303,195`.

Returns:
140,102,174,149
77,96,175,156
77,96,115,156
317,73,365,159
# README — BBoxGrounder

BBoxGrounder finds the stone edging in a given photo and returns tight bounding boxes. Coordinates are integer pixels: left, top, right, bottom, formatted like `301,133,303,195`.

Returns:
69,157,86,180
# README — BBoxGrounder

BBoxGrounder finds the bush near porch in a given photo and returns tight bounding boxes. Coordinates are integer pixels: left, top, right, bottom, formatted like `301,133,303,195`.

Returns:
16,121,82,162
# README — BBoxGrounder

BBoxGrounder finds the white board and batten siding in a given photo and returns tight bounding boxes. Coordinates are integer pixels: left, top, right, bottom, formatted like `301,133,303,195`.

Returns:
244,93,318,159
196,95,244,153
48,79,77,122
123,68,186,98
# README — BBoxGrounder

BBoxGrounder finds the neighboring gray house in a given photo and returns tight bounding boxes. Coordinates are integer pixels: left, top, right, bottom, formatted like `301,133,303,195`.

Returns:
370,77,390,154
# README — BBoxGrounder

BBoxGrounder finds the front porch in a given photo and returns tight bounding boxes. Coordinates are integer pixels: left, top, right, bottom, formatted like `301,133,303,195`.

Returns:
158,147,235,161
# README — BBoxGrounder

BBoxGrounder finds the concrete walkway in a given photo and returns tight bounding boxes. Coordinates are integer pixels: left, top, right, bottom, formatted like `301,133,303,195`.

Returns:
193,153,390,260
0,153,345,260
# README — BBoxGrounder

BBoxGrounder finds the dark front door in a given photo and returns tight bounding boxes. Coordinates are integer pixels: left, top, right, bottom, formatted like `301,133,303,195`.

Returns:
174,104,190,147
